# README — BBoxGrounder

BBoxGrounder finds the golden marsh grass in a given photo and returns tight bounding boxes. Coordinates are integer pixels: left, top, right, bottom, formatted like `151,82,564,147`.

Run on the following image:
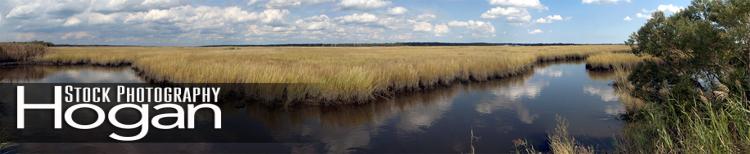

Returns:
37,45,628,105
585,53,658,70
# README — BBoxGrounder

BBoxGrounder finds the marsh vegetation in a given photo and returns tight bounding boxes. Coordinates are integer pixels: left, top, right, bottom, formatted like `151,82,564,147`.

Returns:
578,0,750,153
0,43,48,63
37,45,629,105
585,53,658,71
517,0,750,153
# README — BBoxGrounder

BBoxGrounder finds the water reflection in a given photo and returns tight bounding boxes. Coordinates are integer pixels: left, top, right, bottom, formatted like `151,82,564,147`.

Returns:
1,63,630,153
236,63,625,153
0,66,144,83
584,85,618,102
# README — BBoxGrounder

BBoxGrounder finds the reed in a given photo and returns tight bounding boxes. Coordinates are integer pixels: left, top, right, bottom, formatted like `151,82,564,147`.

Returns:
617,96,750,153
585,53,658,71
0,43,48,62
548,117,595,154
37,45,628,105
513,116,595,154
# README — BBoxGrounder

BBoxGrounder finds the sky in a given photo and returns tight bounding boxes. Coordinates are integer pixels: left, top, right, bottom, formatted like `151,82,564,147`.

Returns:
0,0,691,46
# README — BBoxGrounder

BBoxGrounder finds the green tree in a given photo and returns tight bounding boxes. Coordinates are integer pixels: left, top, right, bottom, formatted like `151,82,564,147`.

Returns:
626,0,750,103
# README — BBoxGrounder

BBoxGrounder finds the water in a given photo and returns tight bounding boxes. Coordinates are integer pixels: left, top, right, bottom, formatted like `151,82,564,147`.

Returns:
0,63,626,153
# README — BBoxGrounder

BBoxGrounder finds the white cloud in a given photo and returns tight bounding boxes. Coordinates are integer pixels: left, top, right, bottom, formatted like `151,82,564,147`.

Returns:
433,24,449,36
265,0,334,8
62,31,95,39
635,9,652,19
657,4,684,14
247,0,260,5
534,15,563,24
388,7,408,15
124,6,289,32
489,0,544,9
582,0,631,4
141,0,183,7
0,0,505,44
413,22,433,32
337,13,379,23
6,3,41,19
258,9,290,23
266,0,302,8
63,17,82,26
634,4,684,20
447,20,496,33
82,12,120,25
528,29,543,34
412,22,449,36
481,7,531,23
295,15,334,30
339,0,391,9
90,0,184,12
415,13,437,21
623,16,632,21
245,24,297,36
482,0,545,24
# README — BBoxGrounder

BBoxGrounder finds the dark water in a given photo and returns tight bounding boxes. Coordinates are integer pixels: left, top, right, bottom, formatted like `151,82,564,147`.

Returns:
0,63,626,153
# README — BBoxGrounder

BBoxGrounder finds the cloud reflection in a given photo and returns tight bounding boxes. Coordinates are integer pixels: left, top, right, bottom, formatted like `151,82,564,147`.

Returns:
476,80,547,124
583,85,618,102
535,68,563,78
0,66,144,83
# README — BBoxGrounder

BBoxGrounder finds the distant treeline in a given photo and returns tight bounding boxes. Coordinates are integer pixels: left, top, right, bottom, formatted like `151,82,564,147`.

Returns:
0,41,139,47
3,41,54,47
201,42,621,47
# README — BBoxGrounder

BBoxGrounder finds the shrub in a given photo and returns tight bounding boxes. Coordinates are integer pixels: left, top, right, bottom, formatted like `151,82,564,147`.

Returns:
0,43,48,62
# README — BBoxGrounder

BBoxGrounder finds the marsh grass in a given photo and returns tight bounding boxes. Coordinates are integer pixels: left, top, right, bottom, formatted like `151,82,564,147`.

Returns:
0,43,47,62
585,53,658,71
548,117,595,154
617,97,750,153
512,138,538,154
514,116,595,154
38,45,628,104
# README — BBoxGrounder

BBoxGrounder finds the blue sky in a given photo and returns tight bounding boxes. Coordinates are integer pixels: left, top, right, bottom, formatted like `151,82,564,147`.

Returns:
0,0,691,46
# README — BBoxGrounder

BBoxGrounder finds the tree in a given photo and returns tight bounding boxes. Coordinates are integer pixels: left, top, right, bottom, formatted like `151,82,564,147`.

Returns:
626,0,750,102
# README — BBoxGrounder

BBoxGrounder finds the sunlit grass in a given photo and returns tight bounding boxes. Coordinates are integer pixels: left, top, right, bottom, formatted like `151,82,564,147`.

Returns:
585,53,658,70
38,45,628,104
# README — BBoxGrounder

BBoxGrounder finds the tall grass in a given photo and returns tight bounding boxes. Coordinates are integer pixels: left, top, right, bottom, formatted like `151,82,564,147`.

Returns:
38,45,628,104
548,117,595,154
513,116,595,154
611,70,646,115
585,53,658,71
0,43,47,62
617,97,750,153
